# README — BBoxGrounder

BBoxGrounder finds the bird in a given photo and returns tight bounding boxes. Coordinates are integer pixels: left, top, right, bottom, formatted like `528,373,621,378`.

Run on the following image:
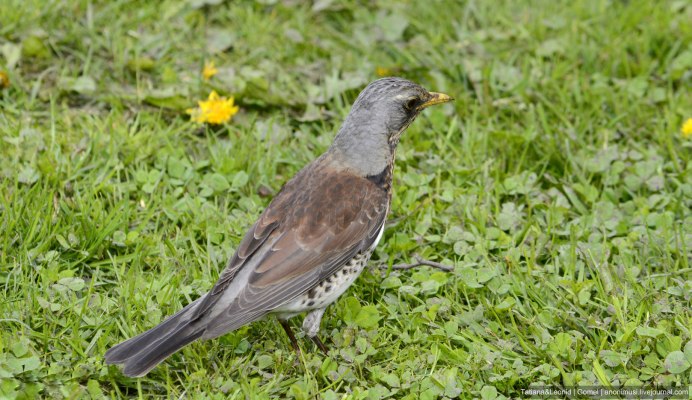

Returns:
105,77,453,377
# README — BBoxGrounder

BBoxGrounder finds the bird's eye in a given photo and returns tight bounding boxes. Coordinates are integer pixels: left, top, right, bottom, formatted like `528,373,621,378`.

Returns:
404,98,418,111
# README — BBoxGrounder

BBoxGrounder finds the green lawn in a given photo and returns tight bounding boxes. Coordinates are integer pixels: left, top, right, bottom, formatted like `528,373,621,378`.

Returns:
1,0,691,398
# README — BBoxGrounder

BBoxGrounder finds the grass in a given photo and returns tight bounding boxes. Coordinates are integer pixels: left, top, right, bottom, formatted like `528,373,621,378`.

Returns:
1,0,691,398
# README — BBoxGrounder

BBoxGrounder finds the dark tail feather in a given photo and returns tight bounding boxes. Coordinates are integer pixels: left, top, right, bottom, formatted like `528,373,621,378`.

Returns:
105,298,206,377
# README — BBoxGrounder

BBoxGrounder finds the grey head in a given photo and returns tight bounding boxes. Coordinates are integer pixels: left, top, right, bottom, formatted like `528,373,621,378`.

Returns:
329,77,453,176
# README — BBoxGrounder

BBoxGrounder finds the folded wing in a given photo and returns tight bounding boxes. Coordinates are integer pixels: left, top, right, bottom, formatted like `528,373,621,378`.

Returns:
198,164,389,337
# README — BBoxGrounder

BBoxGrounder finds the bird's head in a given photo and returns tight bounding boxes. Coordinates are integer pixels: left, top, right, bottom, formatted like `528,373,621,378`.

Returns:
331,77,453,175
350,77,453,140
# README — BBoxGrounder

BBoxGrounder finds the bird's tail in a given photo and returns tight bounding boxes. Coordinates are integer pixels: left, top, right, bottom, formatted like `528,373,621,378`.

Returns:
105,297,206,377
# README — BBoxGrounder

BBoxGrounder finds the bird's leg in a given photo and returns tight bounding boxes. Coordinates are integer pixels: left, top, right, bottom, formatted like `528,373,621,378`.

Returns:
311,336,328,354
278,319,301,358
303,308,328,354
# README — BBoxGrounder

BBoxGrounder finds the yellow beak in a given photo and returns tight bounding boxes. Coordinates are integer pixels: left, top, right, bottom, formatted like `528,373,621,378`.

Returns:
417,92,454,110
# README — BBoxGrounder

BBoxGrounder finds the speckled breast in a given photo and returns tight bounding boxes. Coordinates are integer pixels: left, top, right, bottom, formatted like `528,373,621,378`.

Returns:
273,251,372,316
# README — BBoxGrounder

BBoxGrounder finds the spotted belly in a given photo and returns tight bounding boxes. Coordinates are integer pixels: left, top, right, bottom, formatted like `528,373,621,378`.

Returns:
273,251,372,316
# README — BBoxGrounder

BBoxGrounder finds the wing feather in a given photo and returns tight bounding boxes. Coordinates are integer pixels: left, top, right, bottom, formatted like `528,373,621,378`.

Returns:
196,163,389,338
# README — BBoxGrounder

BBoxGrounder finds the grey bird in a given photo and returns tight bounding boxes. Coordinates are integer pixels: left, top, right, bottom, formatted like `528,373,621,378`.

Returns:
105,77,453,377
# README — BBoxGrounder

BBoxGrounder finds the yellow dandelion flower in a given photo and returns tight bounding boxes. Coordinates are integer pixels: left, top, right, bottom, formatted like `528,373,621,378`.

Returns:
0,71,9,89
187,91,239,125
202,60,218,81
682,118,692,139
375,66,391,77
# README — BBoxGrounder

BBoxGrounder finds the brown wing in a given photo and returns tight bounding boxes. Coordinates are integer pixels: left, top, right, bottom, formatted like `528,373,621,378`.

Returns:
192,160,389,337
